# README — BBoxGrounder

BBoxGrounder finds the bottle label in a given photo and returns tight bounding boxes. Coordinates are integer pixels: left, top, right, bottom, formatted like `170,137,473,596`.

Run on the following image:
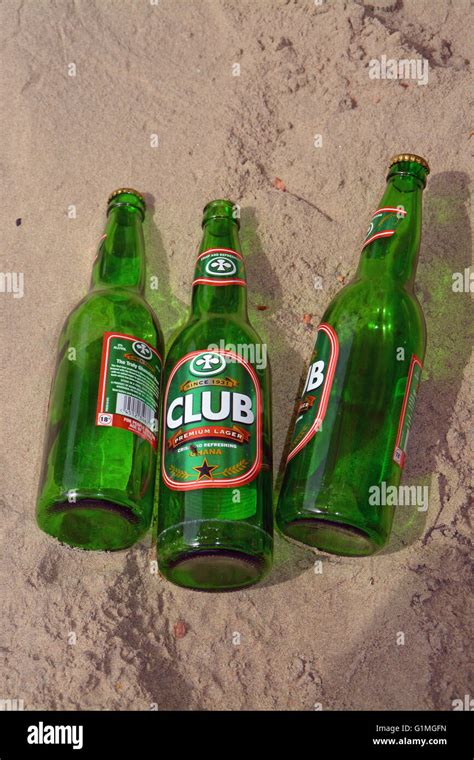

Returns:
96,332,162,449
162,350,262,490
393,354,422,467
362,206,407,250
287,323,339,461
192,248,247,287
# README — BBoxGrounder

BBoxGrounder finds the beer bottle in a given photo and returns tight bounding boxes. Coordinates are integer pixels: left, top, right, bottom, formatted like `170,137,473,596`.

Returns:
276,155,429,555
158,200,273,590
36,189,164,550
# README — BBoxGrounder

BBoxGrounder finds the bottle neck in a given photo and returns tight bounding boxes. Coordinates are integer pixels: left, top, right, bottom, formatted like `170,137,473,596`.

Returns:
356,170,425,288
91,203,145,292
191,217,248,319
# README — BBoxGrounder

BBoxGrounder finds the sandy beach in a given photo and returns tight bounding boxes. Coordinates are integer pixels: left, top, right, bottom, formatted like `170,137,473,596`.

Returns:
1,0,472,710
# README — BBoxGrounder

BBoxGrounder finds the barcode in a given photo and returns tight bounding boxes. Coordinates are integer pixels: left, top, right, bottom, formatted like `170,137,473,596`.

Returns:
116,393,155,428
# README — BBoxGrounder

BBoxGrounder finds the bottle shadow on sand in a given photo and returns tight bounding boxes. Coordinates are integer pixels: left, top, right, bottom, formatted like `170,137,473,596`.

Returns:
141,194,189,552
382,171,472,555
141,193,189,343
240,206,317,587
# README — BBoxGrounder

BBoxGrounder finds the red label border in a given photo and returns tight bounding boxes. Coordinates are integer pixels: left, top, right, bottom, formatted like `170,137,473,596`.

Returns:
162,349,262,491
393,353,423,468
287,323,339,462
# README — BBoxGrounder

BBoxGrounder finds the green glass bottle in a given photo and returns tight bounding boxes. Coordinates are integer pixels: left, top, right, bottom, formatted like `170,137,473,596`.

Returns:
157,200,273,590
36,189,164,550
276,155,429,556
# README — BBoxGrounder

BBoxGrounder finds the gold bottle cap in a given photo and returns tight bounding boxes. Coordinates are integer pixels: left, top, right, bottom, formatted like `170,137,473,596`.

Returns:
388,154,430,173
107,188,146,207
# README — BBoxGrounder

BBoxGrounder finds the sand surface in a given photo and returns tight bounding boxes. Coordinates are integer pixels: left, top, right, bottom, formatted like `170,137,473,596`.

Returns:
1,0,472,710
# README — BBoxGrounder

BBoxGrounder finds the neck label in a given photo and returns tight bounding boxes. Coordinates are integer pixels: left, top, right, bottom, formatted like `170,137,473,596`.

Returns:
362,206,407,250
287,323,339,461
193,248,247,287
162,350,262,493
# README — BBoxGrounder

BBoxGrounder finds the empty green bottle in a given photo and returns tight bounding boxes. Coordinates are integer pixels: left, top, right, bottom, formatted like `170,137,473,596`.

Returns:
36,189,164,550
276,155,429,555
157,200,273,590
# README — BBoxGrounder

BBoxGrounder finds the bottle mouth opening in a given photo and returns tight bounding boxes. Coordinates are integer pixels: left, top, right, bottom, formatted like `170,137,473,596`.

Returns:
202,199,240,228
107,189,146,219
387,165,429,188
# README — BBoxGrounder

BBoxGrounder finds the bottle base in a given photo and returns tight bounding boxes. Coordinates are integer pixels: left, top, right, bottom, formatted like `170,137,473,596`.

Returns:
281,517,384,556
37,498,148,551
165,549,266,592
157,520,273,591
